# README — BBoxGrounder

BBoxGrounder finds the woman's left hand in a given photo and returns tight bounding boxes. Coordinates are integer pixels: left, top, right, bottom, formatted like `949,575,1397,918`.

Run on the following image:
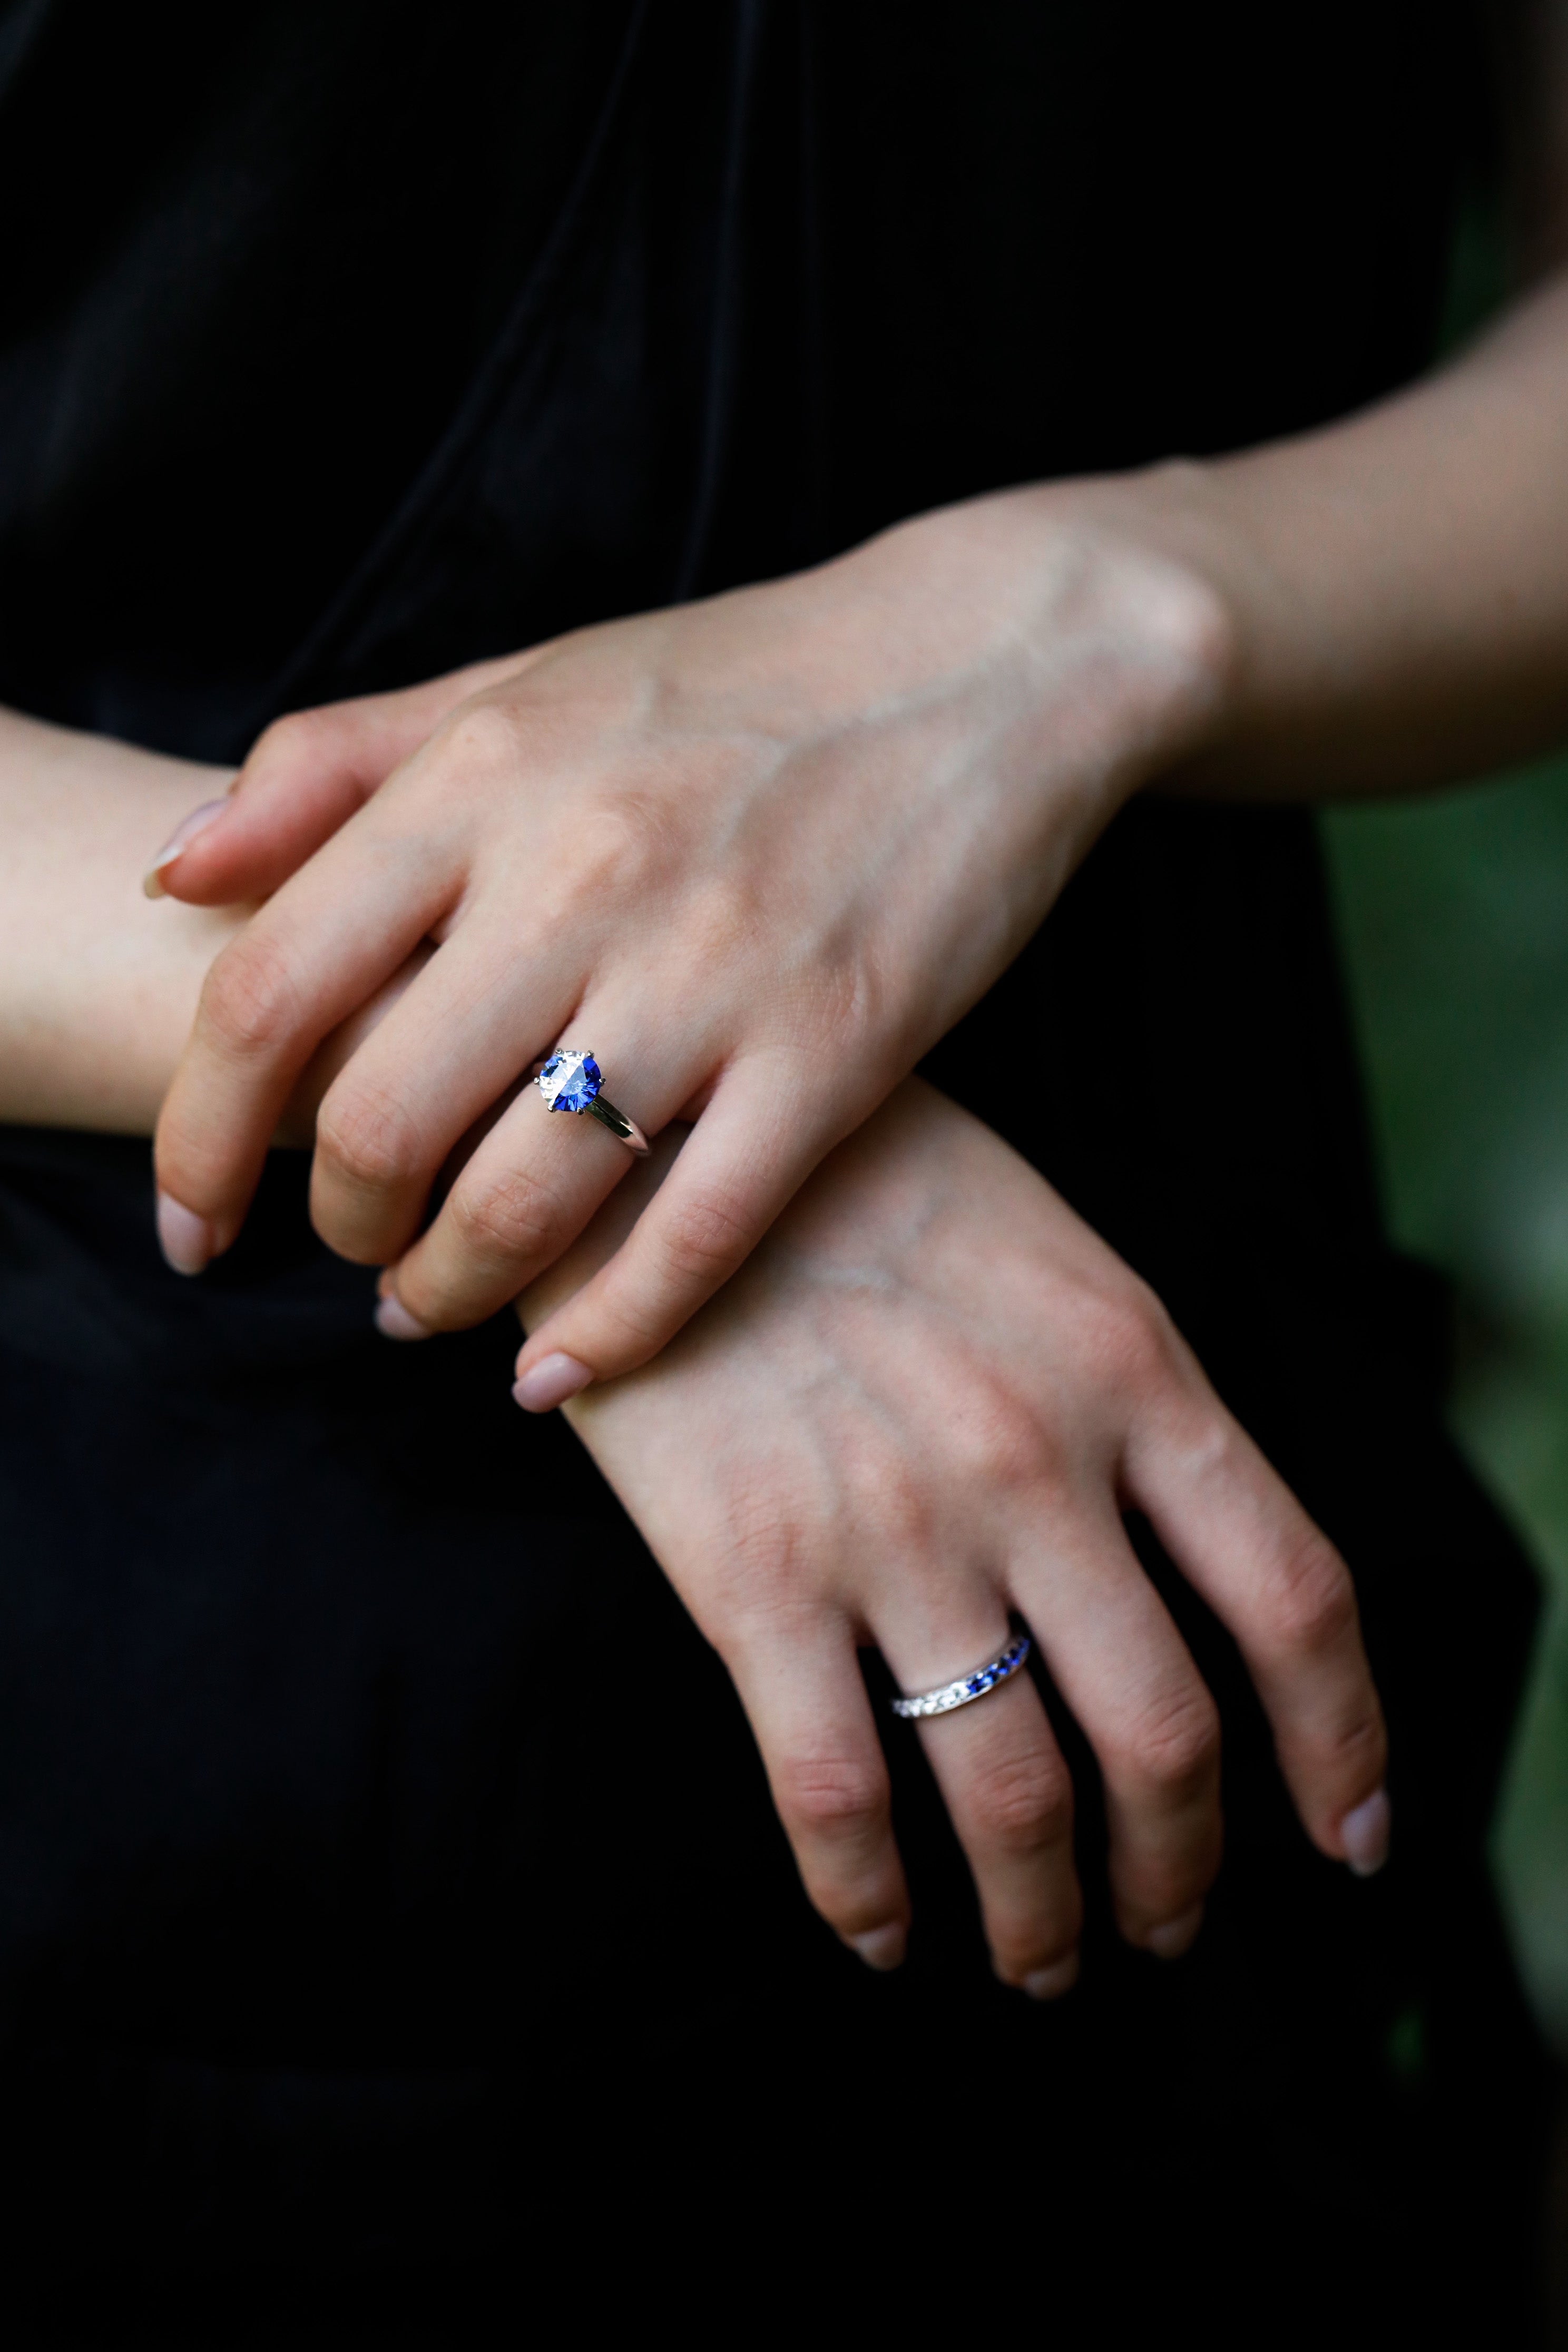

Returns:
149,489,1227,1403
516,1077,1389,1989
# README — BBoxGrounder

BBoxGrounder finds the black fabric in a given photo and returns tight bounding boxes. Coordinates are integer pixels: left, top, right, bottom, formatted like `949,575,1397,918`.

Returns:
0,2,1549,2338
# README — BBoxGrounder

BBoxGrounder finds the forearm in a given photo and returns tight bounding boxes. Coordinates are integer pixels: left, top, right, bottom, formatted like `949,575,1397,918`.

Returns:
0,708,241,1131
1028,267,1568,798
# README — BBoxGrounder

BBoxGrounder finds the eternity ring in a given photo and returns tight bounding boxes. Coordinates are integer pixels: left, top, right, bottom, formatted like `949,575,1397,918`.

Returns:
890,1632,1032,1720
534,1050,650,1154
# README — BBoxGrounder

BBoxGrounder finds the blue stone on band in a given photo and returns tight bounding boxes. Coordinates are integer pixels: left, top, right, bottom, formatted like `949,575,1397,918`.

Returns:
890,1633,1032,1720
534,1048,650,1154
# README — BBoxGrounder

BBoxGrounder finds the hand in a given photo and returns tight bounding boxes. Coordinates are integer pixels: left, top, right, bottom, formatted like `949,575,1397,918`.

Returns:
519,1078,1390,1991
149,492,1228,1396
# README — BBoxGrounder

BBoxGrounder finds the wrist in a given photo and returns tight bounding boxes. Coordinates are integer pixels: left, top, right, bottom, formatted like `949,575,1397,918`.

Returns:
821,478,1243,972
945,463,1250,832
1016,464,1251,782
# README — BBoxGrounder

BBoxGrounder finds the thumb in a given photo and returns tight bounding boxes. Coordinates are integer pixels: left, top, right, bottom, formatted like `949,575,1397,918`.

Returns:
146,652,527,906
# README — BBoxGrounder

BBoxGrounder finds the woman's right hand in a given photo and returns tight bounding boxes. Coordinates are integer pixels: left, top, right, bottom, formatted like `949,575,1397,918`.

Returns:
149,490,1228,1389
519,1076,1390,1991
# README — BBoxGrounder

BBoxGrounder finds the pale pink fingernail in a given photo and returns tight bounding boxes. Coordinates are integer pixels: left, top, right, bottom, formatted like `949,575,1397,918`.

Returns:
511,1353,593,1413
1146,1903,1204,1959
1021,1951,1080,2001
156,1190,214,1276
849,1925,907,1972
142,799,230,898
374,1295,430,1342
1341,1787,1391,1877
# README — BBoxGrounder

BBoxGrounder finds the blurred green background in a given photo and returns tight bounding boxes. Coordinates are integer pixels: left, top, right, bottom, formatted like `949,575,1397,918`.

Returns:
1326,774,1568,2049
1321,204,1568,2052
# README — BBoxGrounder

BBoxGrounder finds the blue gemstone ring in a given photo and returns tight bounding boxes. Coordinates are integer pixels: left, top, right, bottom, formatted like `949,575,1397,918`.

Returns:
890,1632,1032,1720
533,1049,650,1154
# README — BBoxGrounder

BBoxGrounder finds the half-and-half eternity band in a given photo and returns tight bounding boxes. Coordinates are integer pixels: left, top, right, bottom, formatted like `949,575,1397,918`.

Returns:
534,1049,650,1154
890,1632,1032,1720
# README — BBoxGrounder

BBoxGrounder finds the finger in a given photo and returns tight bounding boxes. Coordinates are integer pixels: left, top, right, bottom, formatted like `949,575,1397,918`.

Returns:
150,655,528,907
875,1602,1081,1993
275,942,435,1151
721,1615,912,1969
379,1081,634,1330
512,1054,846,1404
381,989,732,1328
513,1124,685,1334
894,1642,1082,1995
1125,1356,1389,1871
305,914,600,1268
152,797,463,1267
1008,1509,1222,1955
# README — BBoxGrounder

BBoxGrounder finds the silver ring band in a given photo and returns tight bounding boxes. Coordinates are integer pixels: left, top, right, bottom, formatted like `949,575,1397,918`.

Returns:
534,1050,650,1155
583,1095,650,1152
890,1633,1032,1720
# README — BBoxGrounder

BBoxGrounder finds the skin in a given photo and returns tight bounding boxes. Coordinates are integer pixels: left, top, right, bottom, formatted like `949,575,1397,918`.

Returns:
147,268,1568,1413
149,509,1228,1389
0,708,409,1143
0,709,245,1132
522,1081,1387,1987
29,38,1568,1982
0,711,1389,1986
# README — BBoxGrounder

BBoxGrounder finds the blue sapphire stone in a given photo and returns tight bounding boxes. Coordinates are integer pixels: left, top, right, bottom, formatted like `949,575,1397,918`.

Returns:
537,1049,603,1114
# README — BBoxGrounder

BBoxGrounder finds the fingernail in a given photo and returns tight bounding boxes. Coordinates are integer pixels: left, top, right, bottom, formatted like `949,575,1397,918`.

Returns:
156,1189,214,1276
142,799,230,898
374,1295,431,1342
511,1353,593,1413
1021,1951,1080,2001
849,1925,907,1972
1341,1787,1391,1877
1146,1903,1204,1959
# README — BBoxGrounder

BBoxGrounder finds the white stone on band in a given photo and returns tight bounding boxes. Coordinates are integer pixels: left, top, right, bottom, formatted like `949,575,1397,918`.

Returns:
890,1633,1032,1720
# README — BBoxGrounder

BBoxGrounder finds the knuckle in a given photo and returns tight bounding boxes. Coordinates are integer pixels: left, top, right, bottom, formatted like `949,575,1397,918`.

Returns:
315,1080,425,1194
779,935,886,1053
1091,1283,1178,1399
653,1184,754,1289
540,793,670,913
249,706,330,778
948,1383,1050,1496
1265,1530,1359,1658
722,1493,806,1590
773,1750,890,1840
440,698,524,777
705,1483,826,1628
200,935,302,1061
970,1748,1072,1854
1309,1697,1387,1785
858,1477,934,1561
829,1434,933,1558
446,1163,564,1270
1122,1687,1221,1801
1160,1399,1248,1489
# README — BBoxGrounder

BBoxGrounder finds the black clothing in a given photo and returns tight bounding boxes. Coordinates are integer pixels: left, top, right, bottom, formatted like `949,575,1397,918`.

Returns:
0,3,1547,2338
